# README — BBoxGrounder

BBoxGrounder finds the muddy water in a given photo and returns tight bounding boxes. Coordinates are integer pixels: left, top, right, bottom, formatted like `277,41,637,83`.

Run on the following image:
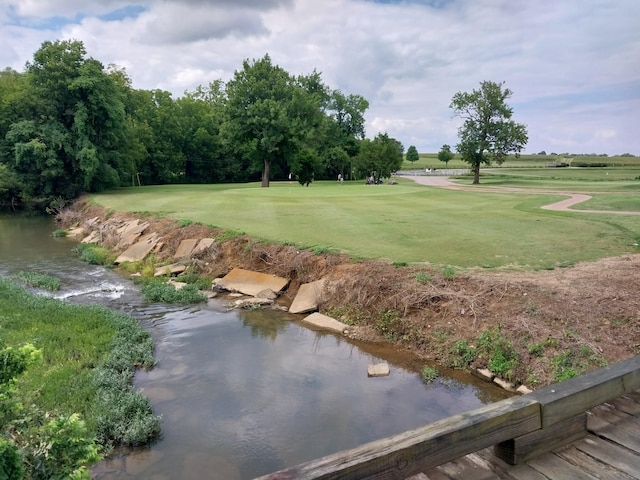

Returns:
0,214,510,479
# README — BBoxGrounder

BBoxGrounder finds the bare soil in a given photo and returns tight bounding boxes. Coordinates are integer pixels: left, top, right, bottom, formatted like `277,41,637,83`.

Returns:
59,199,640,389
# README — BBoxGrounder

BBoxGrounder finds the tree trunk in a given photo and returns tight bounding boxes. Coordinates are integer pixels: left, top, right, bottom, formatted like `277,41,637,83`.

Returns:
473,163,480,184
261,158,270,187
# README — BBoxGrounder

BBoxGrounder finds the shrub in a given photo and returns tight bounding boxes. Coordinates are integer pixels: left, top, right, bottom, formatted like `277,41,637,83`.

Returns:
72,243,115,266
450,339,476,368
0,439,24,480
476,325,519,380
52,229,68,237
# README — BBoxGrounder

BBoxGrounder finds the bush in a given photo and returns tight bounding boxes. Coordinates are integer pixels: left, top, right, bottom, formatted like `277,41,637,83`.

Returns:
476,325,519,380
72,243,115,266
0,439,24,480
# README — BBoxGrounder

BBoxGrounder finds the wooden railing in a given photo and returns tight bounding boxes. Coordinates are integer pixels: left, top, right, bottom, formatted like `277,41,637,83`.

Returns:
255,356,640,480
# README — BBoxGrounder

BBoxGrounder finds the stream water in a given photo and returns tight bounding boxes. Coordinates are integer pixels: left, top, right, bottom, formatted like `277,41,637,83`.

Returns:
0,213,510,479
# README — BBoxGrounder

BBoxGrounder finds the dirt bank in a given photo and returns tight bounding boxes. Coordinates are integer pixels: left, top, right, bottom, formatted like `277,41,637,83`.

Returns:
58,199,640,389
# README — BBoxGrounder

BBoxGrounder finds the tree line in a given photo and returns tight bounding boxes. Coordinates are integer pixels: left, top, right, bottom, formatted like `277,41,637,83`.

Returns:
0,40,405,210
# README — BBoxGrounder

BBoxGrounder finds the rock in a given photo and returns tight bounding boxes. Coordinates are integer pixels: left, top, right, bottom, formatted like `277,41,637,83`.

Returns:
67,227,85,238
216,268,289,297
114,234,160,264
289,279,324,314
233,297,273,309
472,368,495,382
167,280,188,290
367,363,390,377
301,312,349,334
154,263,187,277
516,385,533,395
174,239,198,259
192,238,215,255
256,288,277,300
81,230,101,244
493,377,516,392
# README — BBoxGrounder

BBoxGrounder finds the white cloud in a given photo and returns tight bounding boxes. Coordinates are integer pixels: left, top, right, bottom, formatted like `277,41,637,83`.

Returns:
1,0,639,154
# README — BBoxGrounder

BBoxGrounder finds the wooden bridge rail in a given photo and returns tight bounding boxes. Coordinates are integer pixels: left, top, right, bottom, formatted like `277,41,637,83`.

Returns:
255,356,640,480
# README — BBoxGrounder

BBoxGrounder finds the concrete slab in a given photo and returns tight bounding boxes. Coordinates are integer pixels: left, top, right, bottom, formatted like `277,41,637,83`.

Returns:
81,231,101,244
301,312,349,334
117,221,150,248
115,235,159,264
216,268,289,297
154,263,187,277
289,279,324,314
174,239,198,259
367,363,390,377
193,238,215,255
67,227,85,238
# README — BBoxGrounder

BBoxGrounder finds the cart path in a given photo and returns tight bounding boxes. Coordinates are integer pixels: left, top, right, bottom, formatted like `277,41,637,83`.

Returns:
404,175,640,215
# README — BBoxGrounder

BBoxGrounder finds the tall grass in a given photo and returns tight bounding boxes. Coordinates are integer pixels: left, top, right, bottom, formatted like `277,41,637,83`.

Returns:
0,278,160,475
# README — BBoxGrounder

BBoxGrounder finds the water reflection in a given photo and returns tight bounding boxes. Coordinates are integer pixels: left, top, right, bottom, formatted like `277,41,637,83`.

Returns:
0,214,510,479
238,307,290,340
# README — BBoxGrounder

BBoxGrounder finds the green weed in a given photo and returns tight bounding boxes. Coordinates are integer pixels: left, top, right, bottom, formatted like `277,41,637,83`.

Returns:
13,271,61,291
421,366,439,384
72,243,116,266
139,279,206,304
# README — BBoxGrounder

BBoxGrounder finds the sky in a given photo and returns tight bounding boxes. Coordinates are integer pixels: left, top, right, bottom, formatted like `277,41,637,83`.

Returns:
1,0,639,155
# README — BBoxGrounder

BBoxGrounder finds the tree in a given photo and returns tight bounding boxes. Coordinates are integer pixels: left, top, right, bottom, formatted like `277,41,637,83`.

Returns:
4,40,127,206
223,54,323,187
438,144,454,168
450,81,528,184
406,145,419,164
353,133,404,182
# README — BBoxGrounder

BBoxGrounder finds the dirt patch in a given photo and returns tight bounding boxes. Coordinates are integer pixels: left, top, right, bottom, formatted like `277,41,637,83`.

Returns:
59,200,640,389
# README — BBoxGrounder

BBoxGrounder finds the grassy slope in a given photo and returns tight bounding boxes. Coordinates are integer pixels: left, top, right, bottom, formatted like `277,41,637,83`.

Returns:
90,175,640,269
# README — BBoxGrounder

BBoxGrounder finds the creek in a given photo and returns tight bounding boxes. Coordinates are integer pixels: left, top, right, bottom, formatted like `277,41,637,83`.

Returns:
0,213,509,479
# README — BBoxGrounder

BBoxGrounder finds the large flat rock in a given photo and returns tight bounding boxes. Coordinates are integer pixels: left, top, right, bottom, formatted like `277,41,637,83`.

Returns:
301,312,349,334
154,263,187,277
118,220,150,248
289,279,324,314
193,238,215,255
115,234,159,264
174,239,198,259
216,268,289,297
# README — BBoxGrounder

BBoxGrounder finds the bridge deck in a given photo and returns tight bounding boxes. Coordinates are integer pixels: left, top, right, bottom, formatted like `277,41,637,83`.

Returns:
415,390,640,480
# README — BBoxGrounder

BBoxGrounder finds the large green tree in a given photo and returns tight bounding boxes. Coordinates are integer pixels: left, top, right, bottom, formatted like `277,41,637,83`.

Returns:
4,40,127,206
223,54,322,187
354,133,404,182
450,81,528,184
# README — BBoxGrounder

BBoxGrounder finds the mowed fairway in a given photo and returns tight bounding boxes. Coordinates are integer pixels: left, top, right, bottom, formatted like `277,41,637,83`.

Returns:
90,178,640,269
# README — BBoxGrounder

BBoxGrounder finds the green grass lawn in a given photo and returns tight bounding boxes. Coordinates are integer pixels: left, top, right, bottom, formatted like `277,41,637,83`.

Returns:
90,176,640,270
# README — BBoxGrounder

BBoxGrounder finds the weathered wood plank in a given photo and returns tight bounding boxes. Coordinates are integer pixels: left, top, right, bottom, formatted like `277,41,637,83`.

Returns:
555,445,636,480
609,395,640,416
528,356,640,427
573,434,640,479
430,455,499,480
587,405,640,452
494,413,586,465
254,396,540,480
527,453,599,480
